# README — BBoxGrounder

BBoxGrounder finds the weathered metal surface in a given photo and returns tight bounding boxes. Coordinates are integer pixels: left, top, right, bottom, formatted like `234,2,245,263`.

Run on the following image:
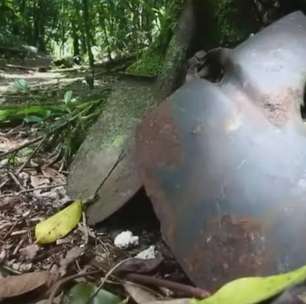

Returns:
67,79,155,225
136,11,306,291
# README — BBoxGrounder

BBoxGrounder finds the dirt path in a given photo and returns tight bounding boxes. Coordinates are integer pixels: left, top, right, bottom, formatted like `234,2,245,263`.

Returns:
0,67,68,94
0,62,117,106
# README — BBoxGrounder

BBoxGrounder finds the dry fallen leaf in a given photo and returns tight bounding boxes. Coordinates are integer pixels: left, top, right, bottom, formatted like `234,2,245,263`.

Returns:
0,137,25,152
0,196,20,210
124,281,161,304
117,257,163,274
0,271,51,299
30,175,50,188
59,246,84,276
42,167,65,184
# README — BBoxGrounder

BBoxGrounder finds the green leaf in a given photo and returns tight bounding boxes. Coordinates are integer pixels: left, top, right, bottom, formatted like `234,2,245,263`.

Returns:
64,90,73,104
23,115,44,124
14,79,30,93
194,264,306,304
0,104,67,125
64,282,122,304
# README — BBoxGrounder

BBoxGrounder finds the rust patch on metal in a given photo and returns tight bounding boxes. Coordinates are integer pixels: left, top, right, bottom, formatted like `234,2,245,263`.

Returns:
182,215,273,291
136,99,183,169
258,88,303,127
136,98,183,241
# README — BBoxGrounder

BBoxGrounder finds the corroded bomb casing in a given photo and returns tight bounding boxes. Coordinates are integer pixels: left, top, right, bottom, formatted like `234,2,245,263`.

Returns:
136,11,306,290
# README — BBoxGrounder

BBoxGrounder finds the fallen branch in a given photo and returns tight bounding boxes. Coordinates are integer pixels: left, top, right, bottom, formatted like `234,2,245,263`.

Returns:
8,171,25,191
0,136,43,159
123,273,210,299
5,64,36,71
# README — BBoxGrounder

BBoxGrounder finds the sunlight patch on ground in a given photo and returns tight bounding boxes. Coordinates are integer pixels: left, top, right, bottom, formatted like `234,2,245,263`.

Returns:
0,69,83,96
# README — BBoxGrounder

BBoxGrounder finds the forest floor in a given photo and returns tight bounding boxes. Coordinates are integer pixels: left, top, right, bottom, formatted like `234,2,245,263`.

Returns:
0,63,113,104
1,58,305,304
0,61,198,304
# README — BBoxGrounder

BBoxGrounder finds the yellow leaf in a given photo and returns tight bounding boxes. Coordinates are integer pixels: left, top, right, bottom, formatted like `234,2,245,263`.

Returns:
194,264,306,304
35,200,82,244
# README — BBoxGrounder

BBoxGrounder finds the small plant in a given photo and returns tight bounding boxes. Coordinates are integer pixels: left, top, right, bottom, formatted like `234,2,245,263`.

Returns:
13,79,30,93
63,90,73,105
127,50,163,76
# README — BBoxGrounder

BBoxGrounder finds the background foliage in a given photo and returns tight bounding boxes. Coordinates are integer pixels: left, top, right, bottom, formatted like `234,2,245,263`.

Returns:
0,0,183,65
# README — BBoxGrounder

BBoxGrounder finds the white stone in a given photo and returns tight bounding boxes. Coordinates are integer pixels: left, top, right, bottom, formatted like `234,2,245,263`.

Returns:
0,250,6,262
135,245,156,259
114,231,139,249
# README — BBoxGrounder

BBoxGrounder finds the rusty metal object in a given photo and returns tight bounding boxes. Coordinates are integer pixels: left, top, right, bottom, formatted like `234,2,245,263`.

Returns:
136,11,306,291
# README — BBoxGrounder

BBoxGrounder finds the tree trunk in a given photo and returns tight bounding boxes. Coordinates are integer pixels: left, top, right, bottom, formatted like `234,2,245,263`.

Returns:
98,9,112,61
32,0,46,52
82,0,94,68
155,0,196,100
72,22,80,57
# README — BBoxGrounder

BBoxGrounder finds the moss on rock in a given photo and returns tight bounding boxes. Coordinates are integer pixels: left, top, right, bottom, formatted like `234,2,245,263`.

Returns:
127,50,163,77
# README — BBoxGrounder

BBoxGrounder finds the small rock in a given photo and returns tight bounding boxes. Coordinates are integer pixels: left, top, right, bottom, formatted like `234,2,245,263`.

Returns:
12,262,21,270
19,263,32,272
135,245,156,260
114,231,139,249
0,159,8,168
0,250,6,262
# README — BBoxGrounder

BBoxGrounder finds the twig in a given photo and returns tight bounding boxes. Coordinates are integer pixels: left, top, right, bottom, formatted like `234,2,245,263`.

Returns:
81,211,89,245
0,183,66,198
11,230,28,236
0,136,43,159
17,136,47,174
8,171,25,191
44,149,62,167
12,236,26,255
5,64,36,71
1,221,18,240
123,273,210,299
0,177,10,190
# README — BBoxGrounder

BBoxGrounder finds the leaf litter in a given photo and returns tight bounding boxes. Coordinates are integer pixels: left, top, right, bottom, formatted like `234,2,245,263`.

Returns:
0,123,122,301
0,111,200,304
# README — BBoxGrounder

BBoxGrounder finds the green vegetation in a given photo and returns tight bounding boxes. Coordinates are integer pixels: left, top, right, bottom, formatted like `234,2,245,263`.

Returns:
213,0,246,45
0,0,183,65
0,0,262,166
127,50,164,76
